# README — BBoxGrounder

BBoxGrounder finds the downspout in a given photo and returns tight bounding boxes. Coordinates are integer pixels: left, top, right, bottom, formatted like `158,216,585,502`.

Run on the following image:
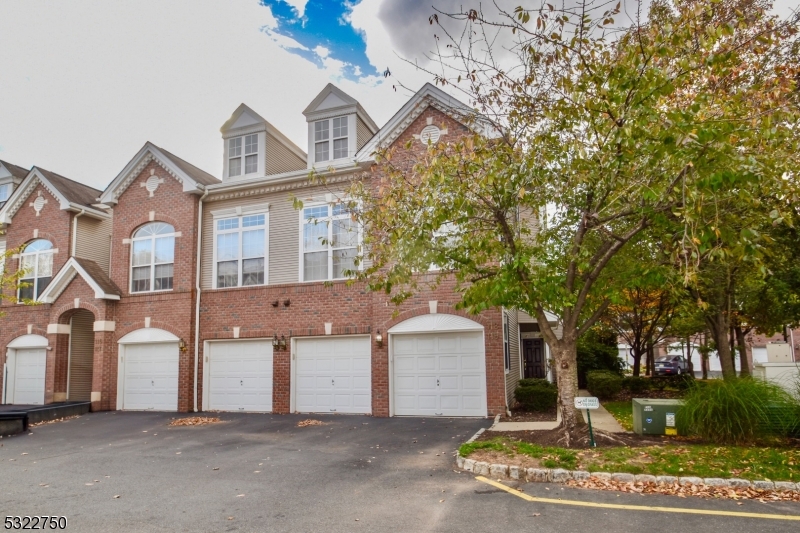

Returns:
193,188,209,412
71,209,86,256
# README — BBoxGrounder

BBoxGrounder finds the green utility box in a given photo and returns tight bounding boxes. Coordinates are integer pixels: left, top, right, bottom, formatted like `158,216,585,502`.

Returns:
632,399,684,436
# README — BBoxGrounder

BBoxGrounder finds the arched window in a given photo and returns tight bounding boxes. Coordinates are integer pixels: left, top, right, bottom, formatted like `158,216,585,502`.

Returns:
131,222,175,293
18,239,54,301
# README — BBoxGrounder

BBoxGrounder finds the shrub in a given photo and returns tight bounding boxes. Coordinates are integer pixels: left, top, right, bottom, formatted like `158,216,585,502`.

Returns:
678,378,800,444
650,376,669,391
586,370,623,399
621,376,651,394
672,373,696,392
514,380,558,411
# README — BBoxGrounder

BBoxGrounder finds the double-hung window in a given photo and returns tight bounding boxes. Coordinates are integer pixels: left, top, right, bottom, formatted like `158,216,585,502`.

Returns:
131,222,175,293
302,203,358,282
18,239,54,301
215,213,267,288
228,134,259,177
313,117,348,163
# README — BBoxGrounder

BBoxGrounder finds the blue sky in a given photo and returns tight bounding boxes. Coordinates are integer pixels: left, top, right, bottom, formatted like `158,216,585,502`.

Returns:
261,1,380,81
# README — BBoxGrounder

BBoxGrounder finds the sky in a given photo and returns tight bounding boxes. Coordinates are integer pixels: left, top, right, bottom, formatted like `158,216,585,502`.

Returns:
0,0,796,191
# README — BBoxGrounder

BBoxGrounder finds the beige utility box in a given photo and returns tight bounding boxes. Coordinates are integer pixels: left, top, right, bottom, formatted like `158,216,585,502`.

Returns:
766,341,793,363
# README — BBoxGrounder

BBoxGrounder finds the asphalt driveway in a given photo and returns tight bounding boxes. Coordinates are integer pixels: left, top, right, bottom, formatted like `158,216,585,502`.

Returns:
1,412,799,532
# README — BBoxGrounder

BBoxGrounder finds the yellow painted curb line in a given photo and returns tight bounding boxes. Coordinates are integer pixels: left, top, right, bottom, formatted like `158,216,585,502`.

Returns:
475,476,800,521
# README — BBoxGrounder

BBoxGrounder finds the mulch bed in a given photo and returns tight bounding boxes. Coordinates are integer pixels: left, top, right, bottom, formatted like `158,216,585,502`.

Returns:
482,426,694,449
504,408,557,422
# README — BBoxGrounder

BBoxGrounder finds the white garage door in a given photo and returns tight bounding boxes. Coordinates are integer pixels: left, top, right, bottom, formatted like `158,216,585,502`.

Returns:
393,331,486,417
122,342,179,411
295,336,371,414
13,348,47,405
208,340,273,412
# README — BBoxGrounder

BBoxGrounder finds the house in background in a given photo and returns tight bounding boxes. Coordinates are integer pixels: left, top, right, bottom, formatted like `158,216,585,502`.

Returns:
0,83,557,417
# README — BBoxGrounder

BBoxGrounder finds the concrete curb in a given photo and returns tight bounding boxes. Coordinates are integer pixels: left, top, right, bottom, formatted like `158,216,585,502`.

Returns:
455,452,799,491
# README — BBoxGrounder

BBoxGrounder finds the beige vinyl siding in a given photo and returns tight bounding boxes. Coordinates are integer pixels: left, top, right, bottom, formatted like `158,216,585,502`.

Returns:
504,309,521,407
265,133,306,175
202,183,348,289
68,310,94,401
75,215,112,274
356,117,373,151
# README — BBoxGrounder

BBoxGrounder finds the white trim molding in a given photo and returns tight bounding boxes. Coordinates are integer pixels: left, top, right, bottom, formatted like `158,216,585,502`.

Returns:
117,327,179,344
388,314,484,334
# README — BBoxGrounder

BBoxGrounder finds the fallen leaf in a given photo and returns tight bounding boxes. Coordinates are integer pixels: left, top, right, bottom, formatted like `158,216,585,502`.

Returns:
236,494,245,498
21,453,28,456
254,471,261,473
212,467,219,471
85,483,94,486
176,452,181,455
532,513,541,517
227,517,234,521
439,499,445,503
113,495,120,499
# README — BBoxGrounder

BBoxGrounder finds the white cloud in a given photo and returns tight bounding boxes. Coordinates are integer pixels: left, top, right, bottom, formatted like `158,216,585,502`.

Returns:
313,45,330,58
283,0,309,18
0,0,428,188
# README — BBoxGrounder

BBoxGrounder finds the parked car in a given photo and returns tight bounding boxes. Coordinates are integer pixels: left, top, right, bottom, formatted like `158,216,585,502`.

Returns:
654,355,689,376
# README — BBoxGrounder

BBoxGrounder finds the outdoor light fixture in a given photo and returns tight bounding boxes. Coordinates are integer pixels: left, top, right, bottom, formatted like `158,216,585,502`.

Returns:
179,339,187,352
375,330,383,347
272,334,279,348
279,335,287,351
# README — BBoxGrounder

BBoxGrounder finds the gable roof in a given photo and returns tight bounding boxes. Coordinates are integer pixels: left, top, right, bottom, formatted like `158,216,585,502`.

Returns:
98,142,220,205
0,167,108,224
220,104,307,162
303,83,378,133
0,160,29,181
38,256,121,303
355,83,499,162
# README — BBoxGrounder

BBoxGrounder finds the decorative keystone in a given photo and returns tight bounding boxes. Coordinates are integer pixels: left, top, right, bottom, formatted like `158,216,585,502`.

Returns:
753,480,775,490
656,476,678,485
551,469,573,483
490,464,509,478
611,473,635,483
726,478,752,488
679,477,704,487
527,468,550,482
634,475,657,484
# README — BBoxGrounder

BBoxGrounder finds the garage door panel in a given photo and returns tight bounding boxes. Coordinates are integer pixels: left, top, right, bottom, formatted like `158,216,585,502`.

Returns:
13,348,47,405
295,337,371,414
392,331,487,417
123,343,178,411
207,340,272,412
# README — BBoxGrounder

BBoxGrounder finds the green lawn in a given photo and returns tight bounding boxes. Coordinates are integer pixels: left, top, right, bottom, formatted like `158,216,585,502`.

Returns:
603,400,634,431
460,437,800,481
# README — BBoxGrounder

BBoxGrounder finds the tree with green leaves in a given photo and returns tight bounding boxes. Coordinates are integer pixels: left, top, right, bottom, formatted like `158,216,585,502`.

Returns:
348,0,799,442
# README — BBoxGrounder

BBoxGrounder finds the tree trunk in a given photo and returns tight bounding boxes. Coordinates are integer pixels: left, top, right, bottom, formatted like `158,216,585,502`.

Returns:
631,346,644,377
647,343,655,376
735,326,751,377
708,313,737,379
549,339,585,444
686,336,694,376
729,327,737,376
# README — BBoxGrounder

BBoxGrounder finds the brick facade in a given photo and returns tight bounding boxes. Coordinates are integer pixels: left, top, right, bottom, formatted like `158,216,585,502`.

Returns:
0,99,510,418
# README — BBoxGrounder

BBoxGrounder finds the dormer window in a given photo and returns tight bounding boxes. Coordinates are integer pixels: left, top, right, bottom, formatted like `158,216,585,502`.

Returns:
313,117,348,163
228,134,259,177
0,183,12,207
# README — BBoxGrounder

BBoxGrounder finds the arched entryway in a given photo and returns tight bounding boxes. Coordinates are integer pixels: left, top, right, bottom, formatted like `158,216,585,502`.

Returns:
3,334,49,405
388,314,486,417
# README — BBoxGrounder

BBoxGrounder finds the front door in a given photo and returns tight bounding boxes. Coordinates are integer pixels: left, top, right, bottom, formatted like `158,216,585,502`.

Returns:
523,339,545,379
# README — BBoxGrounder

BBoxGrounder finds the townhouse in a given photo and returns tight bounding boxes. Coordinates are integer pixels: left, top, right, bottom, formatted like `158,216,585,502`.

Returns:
0,83,558,417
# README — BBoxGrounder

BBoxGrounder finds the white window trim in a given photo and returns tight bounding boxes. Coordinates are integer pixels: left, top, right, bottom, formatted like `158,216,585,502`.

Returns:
212,206,270,289
298,201,362,283
0,182,12,204
129,224,177,294
224,131,264,179
17,241,55,303
311,116,351,166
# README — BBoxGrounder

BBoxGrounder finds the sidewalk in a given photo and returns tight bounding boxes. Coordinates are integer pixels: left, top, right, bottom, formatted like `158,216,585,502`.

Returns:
487,390,626,433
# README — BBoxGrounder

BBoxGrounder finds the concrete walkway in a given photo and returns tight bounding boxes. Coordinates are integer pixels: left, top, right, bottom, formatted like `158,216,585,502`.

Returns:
488,390,626,433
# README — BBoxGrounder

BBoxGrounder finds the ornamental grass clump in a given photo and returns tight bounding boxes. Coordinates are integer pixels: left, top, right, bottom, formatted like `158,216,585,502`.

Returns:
678,378,800,445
